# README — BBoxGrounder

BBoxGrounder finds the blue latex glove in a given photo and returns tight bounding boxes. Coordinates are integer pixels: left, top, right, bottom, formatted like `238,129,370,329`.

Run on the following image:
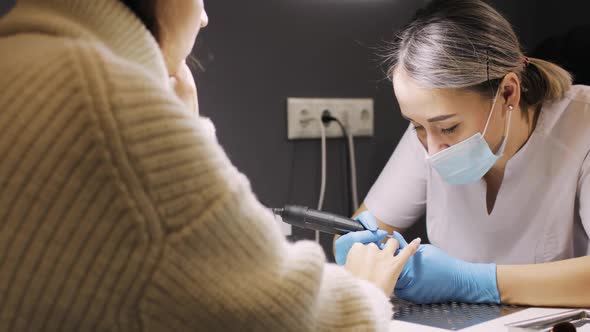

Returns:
334,211,388,265
392,232,500,304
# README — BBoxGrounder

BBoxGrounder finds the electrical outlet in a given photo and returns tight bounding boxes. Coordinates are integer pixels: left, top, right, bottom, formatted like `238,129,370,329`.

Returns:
287,98,374,140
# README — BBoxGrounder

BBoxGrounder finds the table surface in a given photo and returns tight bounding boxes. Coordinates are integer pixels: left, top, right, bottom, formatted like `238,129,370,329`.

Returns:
388,298,575,332
392,298,526,330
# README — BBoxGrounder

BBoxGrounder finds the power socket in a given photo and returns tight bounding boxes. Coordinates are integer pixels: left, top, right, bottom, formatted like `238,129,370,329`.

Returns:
287,98,374,139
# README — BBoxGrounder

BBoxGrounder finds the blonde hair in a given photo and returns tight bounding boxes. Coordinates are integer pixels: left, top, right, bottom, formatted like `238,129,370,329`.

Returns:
386,0,572,109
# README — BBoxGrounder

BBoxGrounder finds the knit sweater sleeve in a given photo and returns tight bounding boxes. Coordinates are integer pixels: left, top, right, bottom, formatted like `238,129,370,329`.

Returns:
79,44,393,331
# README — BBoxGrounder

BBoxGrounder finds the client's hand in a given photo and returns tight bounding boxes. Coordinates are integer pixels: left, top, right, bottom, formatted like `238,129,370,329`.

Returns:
169,61,198,114
345,237,421,296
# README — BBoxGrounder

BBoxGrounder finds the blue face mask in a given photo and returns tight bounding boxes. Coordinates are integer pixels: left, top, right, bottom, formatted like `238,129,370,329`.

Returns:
426,90,513,185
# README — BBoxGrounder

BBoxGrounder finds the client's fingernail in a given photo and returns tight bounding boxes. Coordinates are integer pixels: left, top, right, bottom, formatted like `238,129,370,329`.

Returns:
412,238,422,245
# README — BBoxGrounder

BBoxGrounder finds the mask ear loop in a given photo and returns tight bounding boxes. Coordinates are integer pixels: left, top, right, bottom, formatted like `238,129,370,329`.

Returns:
482,87,501,137
496,105,514,155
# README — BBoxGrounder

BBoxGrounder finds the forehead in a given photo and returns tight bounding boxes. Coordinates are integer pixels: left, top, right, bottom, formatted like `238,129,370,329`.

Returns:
392,68,486,121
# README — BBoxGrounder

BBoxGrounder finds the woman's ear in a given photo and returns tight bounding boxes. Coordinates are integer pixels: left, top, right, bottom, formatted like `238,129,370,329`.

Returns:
501,72,521,113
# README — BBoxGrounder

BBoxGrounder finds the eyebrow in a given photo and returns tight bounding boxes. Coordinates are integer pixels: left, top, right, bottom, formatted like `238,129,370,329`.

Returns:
402,114,457,123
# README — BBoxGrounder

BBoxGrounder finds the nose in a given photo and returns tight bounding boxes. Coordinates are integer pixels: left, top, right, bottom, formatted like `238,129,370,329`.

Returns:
427,135,450,156
201,10,209,28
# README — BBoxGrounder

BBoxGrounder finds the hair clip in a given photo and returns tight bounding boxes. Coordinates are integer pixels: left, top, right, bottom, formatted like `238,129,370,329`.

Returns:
523,56,530,67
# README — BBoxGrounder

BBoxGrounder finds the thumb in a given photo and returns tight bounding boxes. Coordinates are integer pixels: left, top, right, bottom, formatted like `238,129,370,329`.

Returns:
355,211,378,231
392,231,409,248
395,238,421,265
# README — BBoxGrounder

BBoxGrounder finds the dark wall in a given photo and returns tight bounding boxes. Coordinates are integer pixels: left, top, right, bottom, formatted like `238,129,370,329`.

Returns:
489,1,590,85
194,0,590,261
0,0,16,17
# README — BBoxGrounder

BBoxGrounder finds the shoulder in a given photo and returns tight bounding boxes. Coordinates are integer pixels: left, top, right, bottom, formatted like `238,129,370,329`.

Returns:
541,85,590,128
0,34,80,82
0,32,169,103
540,85,590,161
567,85,590,105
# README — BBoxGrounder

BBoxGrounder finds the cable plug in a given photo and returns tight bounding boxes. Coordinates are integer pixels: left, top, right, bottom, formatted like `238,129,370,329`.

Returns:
321,109,338,125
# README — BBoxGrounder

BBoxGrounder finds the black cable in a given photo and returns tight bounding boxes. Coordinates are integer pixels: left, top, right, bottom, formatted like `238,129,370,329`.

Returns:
321,111,353,216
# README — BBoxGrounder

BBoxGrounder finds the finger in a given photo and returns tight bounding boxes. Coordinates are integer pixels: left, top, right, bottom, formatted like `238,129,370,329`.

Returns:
335,233,355,265
343,242,364,268
392,231,409,248
337,229,389,266
169,76,178,87
382,237,400,256
348,242,365,258
350,229,388,244
355,211,378,231
395,238,421,264
366,242,380,252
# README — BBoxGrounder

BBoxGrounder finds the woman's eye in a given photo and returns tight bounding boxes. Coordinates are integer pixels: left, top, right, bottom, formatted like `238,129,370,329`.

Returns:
412,125,425,132
441,124,459,135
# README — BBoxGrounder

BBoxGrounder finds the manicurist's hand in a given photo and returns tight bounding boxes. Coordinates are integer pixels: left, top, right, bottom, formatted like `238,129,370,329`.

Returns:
392,232,500,304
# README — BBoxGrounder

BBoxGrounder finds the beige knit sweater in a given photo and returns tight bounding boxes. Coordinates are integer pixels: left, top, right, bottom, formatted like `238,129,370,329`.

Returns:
0,0,393,331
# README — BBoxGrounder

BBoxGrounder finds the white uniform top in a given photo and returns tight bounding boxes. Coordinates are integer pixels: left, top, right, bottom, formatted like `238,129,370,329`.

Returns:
365,85,590,264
